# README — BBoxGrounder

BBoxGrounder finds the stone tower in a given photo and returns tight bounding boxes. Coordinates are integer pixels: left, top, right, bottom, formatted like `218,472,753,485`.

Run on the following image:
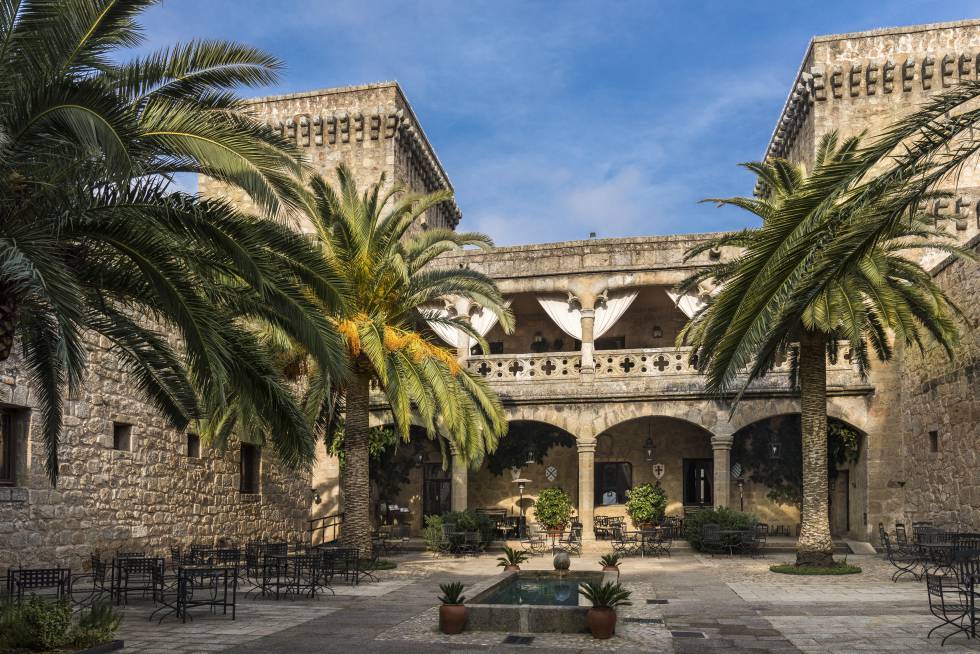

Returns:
199,81,462,234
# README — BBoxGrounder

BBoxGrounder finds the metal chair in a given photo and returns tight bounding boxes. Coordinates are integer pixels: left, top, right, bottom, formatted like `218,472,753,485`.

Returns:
9,567,71,602
520,523,548,555
925,574,972,645
881,532,922,582
742,523,768,558
114,557,164,605
895,523,909,545
700,523,724,556
611,526,640,557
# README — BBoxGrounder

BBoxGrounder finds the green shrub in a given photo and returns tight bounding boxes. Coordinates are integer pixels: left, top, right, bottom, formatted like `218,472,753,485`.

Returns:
0,596,74,651
624,482,668,527
533,487,573,530
683,507,757,551
422,514,445,551
70,600,122,648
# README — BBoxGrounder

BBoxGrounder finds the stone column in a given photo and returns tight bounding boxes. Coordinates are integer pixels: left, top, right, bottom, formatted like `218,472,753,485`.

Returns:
577,438,597,540
579,297,596,375
711,434,734,510
451,447,468,512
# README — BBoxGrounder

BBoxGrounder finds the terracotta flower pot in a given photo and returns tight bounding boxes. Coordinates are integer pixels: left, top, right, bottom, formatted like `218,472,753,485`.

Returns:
439,604,468,634
547,527,563,537
503,564,520,572
601,565,620,573
587,607,617,639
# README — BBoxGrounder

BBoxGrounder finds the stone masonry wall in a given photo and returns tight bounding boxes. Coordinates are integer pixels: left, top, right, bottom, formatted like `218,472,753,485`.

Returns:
899,237,980,528
0,338,310,570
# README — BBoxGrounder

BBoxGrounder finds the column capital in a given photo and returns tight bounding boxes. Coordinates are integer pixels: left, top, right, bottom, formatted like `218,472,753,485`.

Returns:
576,438,597,453
580,307,596,318
710,434,734,450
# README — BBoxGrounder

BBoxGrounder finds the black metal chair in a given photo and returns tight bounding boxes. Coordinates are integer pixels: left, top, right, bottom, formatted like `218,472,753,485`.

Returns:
925,574,973,645
611,526,640,556
9,567,71,602
520,523,548,555
114,557,164,605
647,527,673,558
895,523,909,545
881,532,922,582
701,523,724,556
743,523,768,558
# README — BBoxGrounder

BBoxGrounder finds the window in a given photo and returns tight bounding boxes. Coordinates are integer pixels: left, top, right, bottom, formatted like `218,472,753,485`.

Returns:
186,433,201,458
929,430,940,453
240,443,261,494
471,341,504,356
594,462,632,505
112,423,132,451
0,409,16,485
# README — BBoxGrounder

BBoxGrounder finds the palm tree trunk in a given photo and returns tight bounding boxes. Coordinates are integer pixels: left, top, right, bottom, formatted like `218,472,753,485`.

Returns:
796,328,835,567
340,367,373,557
0,285,16,361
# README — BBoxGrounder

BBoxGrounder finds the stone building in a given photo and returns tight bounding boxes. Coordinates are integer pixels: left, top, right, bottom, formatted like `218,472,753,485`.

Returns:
2,20,978,568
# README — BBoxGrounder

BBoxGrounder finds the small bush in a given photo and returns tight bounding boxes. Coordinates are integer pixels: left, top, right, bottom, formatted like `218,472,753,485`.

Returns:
71,600,122,648
683,507,757,551
624,483,668,527
533,487,573,530
422,514,444,551
0,596,73,651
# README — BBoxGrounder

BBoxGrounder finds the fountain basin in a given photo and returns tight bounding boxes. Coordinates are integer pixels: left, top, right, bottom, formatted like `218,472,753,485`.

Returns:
465,570,617,633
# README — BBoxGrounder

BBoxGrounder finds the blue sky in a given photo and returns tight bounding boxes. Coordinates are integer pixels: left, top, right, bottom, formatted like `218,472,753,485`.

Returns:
139,1,978,245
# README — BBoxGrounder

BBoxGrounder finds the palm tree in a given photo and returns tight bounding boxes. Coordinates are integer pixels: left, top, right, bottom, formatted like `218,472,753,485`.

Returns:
680,134,970,566
0,0,345,479
293,166,513,556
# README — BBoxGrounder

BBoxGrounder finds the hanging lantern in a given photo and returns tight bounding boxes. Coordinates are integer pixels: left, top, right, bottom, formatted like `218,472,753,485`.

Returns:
643,436,655,462
414,453,424,468
526,447,535,466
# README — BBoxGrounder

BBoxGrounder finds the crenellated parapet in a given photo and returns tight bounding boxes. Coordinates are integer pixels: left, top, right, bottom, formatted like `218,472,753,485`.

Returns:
760,20,980,203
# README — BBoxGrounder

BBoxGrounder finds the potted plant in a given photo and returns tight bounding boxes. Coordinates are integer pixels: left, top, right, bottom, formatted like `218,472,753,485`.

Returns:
438,582,468,634
599,553,622,573
578,580,632,639
533,487,573,535
496,546,529,572
625,482,667,530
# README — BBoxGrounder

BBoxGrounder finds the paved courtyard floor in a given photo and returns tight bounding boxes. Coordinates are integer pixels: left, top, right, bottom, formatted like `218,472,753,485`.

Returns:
115,550,980,653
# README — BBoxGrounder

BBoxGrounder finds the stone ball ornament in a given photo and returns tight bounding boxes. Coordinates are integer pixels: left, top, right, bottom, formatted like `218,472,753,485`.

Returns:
553,552,571,571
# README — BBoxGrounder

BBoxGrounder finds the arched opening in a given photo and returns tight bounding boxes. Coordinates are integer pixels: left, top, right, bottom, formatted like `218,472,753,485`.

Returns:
594,416,715,523
731,414,866,538
469,420,576,527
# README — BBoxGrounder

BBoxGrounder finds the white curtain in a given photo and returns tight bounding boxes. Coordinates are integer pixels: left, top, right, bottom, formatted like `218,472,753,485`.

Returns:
537,291,638,341
425,303,506,351
666,290,706,319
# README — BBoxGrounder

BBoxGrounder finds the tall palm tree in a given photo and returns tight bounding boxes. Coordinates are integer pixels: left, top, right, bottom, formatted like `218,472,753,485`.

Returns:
294,166,513,556
681,134,970,567
0,0,345,480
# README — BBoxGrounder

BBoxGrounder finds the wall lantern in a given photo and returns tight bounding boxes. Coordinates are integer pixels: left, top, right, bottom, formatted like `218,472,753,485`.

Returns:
311,488,322,504
652,325,663,339
768,434,782,460
414,453,424,468
643,436,655,462
525,447,536,466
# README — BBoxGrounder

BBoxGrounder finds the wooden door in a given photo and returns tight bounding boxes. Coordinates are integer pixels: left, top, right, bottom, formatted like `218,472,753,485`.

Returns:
830,470,850,535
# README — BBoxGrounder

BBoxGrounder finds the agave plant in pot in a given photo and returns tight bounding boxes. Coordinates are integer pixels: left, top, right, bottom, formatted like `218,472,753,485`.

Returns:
578,580,632,639
438,582,467,634
599,553,622,574
533,487,573,536
497,546,530,572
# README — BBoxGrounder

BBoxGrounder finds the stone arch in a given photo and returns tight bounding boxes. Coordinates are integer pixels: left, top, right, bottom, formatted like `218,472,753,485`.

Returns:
728,397,870,434
589,399,730,439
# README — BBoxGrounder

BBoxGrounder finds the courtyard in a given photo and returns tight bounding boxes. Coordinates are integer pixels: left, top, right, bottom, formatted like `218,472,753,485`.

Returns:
109,549,980,653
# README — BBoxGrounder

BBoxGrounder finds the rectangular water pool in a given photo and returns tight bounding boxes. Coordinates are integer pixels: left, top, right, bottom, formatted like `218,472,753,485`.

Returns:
465,570,616,633
476,573,596,606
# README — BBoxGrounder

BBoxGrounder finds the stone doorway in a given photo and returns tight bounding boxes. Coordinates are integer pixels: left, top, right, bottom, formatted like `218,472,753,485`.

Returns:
422,463,452,517
683,458,713,507
830,470,849,536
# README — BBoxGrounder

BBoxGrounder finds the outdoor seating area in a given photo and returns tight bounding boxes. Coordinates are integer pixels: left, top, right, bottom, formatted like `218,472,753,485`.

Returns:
1,539,378,627
877,522,980,645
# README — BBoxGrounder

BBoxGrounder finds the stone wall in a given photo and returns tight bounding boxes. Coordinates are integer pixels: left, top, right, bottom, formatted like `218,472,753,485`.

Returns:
0,341,311,570
898,236,980,528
